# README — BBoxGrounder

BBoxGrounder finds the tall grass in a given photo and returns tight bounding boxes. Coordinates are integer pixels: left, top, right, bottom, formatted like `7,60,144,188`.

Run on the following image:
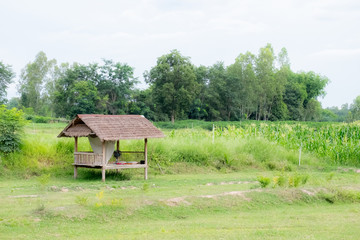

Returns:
3,120,358,177
211,122,360,166
146,129,319,172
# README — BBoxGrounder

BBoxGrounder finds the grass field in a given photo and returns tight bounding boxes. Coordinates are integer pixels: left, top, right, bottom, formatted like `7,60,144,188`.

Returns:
1,170,360,239
1,121,360,239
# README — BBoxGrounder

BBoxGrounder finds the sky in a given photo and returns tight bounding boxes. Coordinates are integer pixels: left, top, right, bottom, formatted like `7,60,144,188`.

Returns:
0,0,359,108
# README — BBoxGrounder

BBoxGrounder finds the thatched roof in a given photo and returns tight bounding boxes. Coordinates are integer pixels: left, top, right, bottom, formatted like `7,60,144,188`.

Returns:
58,114,165,141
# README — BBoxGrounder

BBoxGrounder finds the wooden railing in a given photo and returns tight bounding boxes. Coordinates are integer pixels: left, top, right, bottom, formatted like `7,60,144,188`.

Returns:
74,152,103,166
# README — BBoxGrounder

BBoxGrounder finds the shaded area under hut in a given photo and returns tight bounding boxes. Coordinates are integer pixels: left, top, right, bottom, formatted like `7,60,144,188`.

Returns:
58,114,164,181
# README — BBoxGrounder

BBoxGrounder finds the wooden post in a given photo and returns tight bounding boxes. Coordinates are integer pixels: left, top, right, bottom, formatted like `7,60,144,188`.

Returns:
74,137,78,152
102,141,106,182
144,138,148,180
74,137,78,179
116,140,120,173
74,166,78,179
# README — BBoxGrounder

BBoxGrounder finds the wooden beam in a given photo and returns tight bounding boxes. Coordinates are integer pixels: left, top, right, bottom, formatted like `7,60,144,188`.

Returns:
102,141,106,182
74,137,78,179
144,138,148,180
116,140,119,151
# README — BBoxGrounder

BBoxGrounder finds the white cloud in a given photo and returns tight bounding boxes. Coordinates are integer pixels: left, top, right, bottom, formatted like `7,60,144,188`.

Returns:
1,0,359,106
311,48,360,57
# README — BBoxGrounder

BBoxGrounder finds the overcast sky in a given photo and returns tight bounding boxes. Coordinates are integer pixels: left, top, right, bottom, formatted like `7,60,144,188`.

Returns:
1,0,359,108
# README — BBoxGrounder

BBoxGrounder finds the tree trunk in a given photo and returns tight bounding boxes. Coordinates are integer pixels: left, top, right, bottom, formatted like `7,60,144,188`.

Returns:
171,111,175,124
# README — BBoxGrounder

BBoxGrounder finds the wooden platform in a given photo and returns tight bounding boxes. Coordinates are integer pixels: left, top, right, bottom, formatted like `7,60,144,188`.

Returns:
73,163,147,170
72,138,149,181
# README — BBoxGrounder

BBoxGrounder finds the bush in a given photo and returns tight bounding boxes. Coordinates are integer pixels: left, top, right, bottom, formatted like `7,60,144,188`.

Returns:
258,176,271,188
0,105,27,153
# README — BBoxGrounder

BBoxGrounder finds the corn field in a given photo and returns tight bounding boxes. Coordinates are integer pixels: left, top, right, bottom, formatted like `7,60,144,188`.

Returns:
210,122,360,166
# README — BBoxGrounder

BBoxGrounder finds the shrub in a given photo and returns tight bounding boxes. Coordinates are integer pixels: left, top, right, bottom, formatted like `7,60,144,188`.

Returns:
278,175,287,186
0,105,27,153
258,176,271,188
75,196,89,206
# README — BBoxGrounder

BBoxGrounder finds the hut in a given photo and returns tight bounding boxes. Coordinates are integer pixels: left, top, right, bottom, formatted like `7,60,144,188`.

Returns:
58,114,164,181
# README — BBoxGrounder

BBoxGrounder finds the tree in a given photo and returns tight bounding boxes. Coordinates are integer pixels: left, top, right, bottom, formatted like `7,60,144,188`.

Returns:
255,44,278,120
0,61,15,104
51,60,137,118
206,62,239,121
127,89,156,120
96,60,137,115
303,99,322,121
270,48,291,121
284,73,307,120
227,52,257,119
0,105,26,153
52,63,102,117
350,95,360,120
325,104,351,122
69,81,100,116
189,65,209,120
18,52,56,115
145,50,198,123
6,97,20,109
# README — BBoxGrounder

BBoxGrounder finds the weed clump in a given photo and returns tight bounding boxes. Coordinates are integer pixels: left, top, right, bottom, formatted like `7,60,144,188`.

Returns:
257,176,271,188
75,196,89,206
271,173,309,188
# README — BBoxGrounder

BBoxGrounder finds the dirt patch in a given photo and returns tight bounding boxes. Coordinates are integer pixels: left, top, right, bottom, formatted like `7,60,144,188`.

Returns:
120,186,137,190
301,189,316,196
53,206,66,211
164,197,191,206
205,181,256,186
105,186,115,191
50,186,59,191
164,189,262,206
9,195,38,198
200,189,261,201
337,167,360,173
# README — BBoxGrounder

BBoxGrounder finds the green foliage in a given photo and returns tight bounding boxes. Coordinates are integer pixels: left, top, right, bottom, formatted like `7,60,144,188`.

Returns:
12,46,332,122
273,174,286,187
69,81,100,116
75,195,89,206
142,183,150,192
318,188,360,204
257,176,271,188
272,173,308,188
327,172,335,181
18,51,56,115
145,49,199,123
0,61,15,104
157,120,360,166
2,171,360,239
52,60,137,118
0,105,26,153
350,95,360,121
37,173,51,186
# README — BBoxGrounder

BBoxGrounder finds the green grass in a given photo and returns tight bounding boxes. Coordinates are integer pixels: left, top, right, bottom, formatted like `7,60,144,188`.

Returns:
157,120,360,166
1,122,360,239
1,123,322,177
1,171,360,239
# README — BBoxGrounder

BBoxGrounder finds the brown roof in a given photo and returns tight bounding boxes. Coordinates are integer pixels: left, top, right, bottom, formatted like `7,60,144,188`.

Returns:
58,114,165,141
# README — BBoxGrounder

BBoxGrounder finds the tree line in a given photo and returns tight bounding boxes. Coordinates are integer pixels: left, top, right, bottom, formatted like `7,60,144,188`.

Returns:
1,43,359,122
